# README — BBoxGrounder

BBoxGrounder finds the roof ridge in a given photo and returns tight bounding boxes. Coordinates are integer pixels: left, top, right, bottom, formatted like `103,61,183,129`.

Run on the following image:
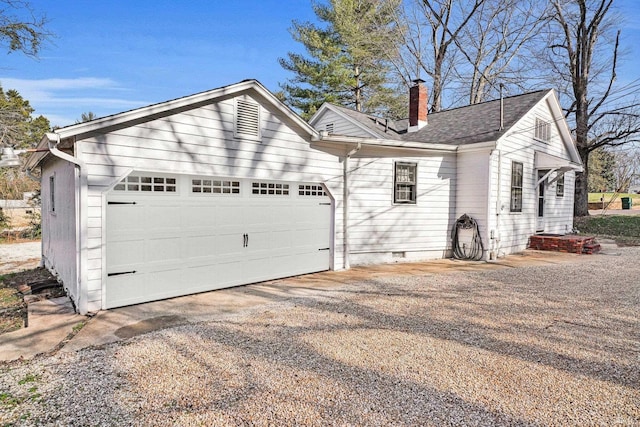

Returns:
326,88,551,121
428,89,551,116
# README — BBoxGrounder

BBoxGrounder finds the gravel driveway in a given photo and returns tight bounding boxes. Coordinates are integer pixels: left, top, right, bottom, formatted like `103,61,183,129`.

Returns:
1,247,639,426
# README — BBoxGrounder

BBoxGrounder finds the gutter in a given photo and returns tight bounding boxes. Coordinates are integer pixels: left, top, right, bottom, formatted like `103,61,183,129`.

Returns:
314,133,457,152
44,132,89,314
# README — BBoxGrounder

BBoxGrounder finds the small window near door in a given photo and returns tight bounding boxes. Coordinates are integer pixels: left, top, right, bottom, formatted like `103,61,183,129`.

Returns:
510,162,523,212
556,173,565,197
49,175,55,213
394,162,417,204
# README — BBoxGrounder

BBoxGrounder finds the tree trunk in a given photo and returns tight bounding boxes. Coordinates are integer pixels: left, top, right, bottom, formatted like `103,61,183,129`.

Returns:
574,147,590,217
432,55,443,112
354,64,362,112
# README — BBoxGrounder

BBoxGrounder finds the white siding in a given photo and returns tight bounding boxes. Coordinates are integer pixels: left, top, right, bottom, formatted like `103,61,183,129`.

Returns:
491,97,576,256
455,150,491,258
40,157,78,301
313,109,376,138
347,154,456,264
78,94,343,312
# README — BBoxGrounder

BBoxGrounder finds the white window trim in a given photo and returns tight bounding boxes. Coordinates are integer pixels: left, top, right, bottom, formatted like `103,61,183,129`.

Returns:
113,174,178,193
49,174,55,213
393,161,417,205
251,181,291,196
556,173,565,197
510,161,523,213
191,177,241,196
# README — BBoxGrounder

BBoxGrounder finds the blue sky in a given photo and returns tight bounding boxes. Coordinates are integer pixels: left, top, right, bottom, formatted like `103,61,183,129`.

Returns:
0,0,639,128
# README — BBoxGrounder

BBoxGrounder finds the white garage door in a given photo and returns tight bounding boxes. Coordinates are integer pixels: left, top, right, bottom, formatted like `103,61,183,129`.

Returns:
105,174,332,308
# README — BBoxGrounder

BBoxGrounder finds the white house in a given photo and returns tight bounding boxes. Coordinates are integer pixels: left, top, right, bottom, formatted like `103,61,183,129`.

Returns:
26,79,581,314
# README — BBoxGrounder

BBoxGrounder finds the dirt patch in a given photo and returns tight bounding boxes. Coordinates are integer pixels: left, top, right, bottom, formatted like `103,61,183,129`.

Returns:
0,267,63,335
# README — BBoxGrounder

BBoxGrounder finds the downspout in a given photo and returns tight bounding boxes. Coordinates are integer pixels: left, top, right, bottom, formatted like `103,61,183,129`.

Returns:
46,132,88,314
342,142,361,269
494,149,502,259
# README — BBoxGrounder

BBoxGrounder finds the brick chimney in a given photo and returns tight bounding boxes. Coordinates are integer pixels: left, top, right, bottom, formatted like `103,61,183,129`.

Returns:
408,79,428,132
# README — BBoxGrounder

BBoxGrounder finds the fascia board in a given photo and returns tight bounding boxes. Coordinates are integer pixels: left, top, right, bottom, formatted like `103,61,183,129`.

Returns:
53,80,317,140
546,90,582,165
315,134,457,153
455,140,497,152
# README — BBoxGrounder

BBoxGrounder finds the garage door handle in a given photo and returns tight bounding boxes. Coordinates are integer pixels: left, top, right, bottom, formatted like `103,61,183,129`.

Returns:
246,234,249,247
243,233,248,247
108,201,137,205
318,248,330,251
108,270,137,277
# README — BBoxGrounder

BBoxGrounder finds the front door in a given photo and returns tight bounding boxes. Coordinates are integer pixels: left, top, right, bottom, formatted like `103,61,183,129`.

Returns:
537,170,546,232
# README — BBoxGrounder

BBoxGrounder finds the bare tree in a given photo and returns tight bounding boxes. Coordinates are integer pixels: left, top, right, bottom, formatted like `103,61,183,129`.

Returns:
392,0,550,110
544,0,640,216
612,148,639,193
453,0,549,104
393,0,485,112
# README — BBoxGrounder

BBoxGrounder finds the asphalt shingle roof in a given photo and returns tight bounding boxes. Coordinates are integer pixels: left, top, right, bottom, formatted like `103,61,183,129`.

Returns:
328,89,551,145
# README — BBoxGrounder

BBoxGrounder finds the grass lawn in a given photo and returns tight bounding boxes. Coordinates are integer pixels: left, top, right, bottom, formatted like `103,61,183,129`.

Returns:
588,192,640,203
574,215,640,246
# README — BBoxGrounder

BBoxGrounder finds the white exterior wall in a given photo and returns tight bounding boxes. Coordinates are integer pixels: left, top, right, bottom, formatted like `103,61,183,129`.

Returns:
455,149,491,258
40,157,78,301
490,98,576,257
347,154,456,264
313,110,376,138
77,94,343,312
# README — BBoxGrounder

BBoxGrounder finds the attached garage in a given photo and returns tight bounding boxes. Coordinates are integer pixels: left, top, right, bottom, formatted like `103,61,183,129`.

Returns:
106,174,332,308
27,80,344,314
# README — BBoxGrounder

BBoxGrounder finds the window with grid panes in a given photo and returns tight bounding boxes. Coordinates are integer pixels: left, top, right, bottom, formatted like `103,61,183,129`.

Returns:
192,178,240,194
114,176,177,192
394,162,417,204
510,162,523,212
556,173,565,197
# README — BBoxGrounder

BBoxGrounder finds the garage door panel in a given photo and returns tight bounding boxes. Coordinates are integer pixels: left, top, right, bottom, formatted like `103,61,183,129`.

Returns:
107,274,143,307
181,205,217,228
107,239,145,270
146,237,182,263
106,206,145,236
212,260,245,286
215,233,246,257
183,235,218,258
106,177,332,309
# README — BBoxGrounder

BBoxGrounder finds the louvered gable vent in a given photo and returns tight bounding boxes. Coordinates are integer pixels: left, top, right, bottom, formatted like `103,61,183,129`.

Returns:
235,99,260,139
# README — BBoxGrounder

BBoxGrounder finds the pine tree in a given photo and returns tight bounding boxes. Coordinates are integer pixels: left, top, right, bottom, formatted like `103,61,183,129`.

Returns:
0,87,51,200
279,0,405,120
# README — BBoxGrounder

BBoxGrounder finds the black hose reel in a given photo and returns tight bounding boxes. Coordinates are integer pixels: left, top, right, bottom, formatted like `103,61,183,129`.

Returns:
451,214,485,261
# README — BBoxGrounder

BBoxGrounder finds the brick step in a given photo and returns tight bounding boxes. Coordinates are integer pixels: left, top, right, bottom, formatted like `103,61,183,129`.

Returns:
528,234,598,255
582,243,601,254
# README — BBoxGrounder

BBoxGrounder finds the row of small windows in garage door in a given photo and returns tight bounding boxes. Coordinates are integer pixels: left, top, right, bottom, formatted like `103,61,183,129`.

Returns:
114,175,327,197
